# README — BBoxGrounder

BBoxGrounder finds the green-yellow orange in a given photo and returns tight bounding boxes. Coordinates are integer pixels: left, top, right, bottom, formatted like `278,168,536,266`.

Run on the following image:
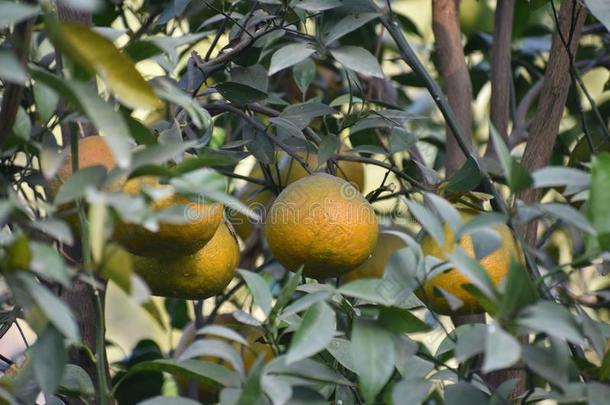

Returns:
265,173,378,279
113,176,223,258
415,210,523,315
233,151,365,241
342,229,407,283
129,222,238,299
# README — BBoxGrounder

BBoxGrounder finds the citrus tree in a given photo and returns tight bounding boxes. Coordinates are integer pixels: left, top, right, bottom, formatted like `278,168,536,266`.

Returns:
1,0,609,404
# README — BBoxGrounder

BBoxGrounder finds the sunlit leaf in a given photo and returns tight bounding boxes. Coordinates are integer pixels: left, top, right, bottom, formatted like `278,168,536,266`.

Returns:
55,22,162,110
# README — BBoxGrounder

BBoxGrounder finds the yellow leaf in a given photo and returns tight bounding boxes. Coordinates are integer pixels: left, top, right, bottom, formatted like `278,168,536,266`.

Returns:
58,22,162,110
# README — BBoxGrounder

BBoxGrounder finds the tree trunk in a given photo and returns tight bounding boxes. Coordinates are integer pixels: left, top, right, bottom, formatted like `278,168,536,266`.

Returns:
520,0,587,244
432,0,473,176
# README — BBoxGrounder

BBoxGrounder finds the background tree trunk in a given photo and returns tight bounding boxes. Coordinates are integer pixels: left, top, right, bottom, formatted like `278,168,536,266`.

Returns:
432,0,473,176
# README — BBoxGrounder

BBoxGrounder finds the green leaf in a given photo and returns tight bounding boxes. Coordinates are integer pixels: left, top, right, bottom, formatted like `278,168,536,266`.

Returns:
404,199,444,246
292,58,316,96
522,343,569,387
123,39,165,62
33,82,59,124
518,301,584,344
54,22,162,110
482,324,521,373
445,382,489,405
0,51,27,85
584,0,610,33
58,364,94,397
138,397,200,405
29,67,132,168
17,273,79,340
498,259,537,323
327,338,357,372
286,301,335,364
29,241,71,287
531,166,589,195
330,46,383,78
197,325,249,346
265,356,353,386
588,153,610,249
293,0,342,12
350,319,396,403
281,290,331,318
178,339,245,376
280,102,335,129
318,134,340,165
0,2,39,28
391,378,432,405
125,359,240,388
489,124,532,192
238,270,273,317
446,157,482,192
600,349,610,381
378,307,430,334
454,324,486,361
588,382,610,405
154,81,211,130
269,268,302,322
324,12,380,45
538,203,596,234
100,243,133,294
31,326,67,395
446,247,497,301
269,43,316,76
216,81,268,105
54,166,107,205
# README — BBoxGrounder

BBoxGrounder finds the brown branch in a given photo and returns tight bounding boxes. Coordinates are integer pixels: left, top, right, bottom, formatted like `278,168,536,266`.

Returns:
486,0,515,157
0,14,34,149
520,0,587,245
431,0,473,176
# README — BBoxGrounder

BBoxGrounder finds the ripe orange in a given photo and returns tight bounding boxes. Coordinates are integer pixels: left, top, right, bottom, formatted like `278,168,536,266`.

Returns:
49,136,117,196
265,173,378,279
232,151,364,241
113,176,223,258
416,210,523,315
129,222,238,299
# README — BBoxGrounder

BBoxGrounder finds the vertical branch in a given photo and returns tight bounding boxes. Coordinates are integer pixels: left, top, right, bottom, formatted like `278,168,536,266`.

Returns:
55,2,111,403
431,0,473,176
486,0,515,157
520,0,587,245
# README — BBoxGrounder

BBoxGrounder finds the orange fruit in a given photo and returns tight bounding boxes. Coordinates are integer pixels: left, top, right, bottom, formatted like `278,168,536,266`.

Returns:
416,210,523,315
129,222,238,299
232,151,364,241
49,136,117,196
113,176,223,258
265,173,378,279
342,229,407,283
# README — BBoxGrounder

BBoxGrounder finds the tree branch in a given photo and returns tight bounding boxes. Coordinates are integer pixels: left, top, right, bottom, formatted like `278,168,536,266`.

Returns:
520,0,587,245
486,0,515,156
431,0,473,175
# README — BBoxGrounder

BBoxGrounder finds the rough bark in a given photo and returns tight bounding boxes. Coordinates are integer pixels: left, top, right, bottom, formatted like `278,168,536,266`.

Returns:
520,0,587,245
432,0,473,176
55,2,111,403
486,0,515,157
